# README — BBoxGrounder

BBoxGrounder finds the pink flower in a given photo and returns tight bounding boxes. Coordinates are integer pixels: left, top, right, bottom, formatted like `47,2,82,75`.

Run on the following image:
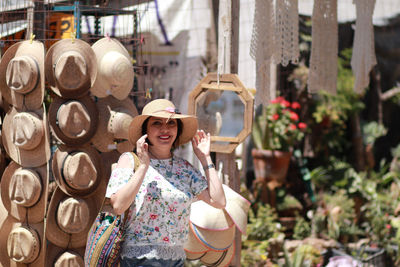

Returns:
169,205,176,212
291,102,301,109
289,124,297,130
150,214,158,220
163,236,169,242
386,224,392,230
298,122,307,129
289,111,299,121
271,96,284,104
272,114,280,121
155,227,159,232
165,107,175,113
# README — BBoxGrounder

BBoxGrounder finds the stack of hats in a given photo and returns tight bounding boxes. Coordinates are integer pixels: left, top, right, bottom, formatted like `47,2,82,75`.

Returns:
184,184,251,266
0,40,49,266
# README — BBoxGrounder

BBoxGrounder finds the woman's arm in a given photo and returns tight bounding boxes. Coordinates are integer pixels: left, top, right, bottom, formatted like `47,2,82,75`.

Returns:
109,134,150,215
192,130,226,209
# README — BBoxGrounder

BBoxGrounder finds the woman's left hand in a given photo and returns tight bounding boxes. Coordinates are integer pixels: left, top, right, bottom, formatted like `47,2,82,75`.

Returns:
191,130,210,160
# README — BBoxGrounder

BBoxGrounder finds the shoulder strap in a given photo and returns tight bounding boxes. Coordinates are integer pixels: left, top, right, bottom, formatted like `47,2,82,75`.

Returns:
130,152,140,172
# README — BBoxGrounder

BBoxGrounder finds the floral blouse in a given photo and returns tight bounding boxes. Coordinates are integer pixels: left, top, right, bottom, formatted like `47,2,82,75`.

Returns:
105,152,208,260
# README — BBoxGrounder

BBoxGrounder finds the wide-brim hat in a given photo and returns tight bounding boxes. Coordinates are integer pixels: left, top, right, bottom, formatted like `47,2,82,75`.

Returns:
52,144,106,197
2,105,51,167
200,242,235,267
91,38,134,100
91,96,138,153
46,243,85,267
0,216,46,267
1,161,48,223
223,184,251,235
190,200,234,231
184,222,210,254
0,40,45,110
190,222,236,252
49,95,99,145
46,187,102,249
45,39,97,99
128,99,198,147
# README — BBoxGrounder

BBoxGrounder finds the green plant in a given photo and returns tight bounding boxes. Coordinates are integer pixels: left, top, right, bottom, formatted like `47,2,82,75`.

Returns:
362,121,387,146
252,97,307,151
279,245,321,267
293,217,311,240
247,203,284,241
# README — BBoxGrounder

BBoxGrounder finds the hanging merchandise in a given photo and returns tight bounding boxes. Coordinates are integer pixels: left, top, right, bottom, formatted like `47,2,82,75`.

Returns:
274,0,300,67
308,0,338,95
250,0,276,105
351,0,377,95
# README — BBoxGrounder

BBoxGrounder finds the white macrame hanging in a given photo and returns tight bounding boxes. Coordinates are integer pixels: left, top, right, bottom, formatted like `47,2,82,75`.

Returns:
351,0,377,95
308,0,338,95
250,0,275,105
274,0,300,67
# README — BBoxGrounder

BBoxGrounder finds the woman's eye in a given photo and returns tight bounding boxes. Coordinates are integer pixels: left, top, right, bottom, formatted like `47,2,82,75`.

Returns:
168,121,177,126
153,121,162,126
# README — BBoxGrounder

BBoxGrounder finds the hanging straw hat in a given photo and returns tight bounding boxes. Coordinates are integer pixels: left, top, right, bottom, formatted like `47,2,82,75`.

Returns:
128,99,198,147
90,37,134,100
91,96,138,153
52,144,106,197
46,187,102,249
45,38,97,99
1,106,51,167
190,222,236,252
46,243,85,267
200,242,235,267
49,95,99,145
0,161,48,223
0,218,46,267
0,40,45,110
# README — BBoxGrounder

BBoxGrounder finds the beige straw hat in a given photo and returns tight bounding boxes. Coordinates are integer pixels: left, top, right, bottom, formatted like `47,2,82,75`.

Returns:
1,106,51,167
190,200,234,231
91,96,138,153
46,187,101,249
128,99,198,147
45,39,97,99
184,221,210,254
0,218,46,267
223,184,251,235
200,242,235,267
0,40,45,110
52,144,105,197
190,222,236,252
0,161,48,223
46,243,85,267
49,95,99,145
91,37,134,100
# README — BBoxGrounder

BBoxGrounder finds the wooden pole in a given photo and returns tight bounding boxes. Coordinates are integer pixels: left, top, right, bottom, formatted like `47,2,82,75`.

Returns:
216,0,241,266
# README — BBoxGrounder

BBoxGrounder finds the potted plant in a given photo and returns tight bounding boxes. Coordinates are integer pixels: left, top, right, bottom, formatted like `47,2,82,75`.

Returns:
251,96,307,186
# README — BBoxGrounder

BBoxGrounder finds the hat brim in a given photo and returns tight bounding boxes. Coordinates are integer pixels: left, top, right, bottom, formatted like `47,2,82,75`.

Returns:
1,161,49,223
0,40,45,110
200,242,235,267
49,95,99,145
223,184,251,235
46,187,101,249
190,200,234,231
52,144,106,197
45,39,97,99
190,222,236,252
90,38,134,100
91,96,138,153
2,106,51,167
184,222,209,254
46,242,85,266
128,113,198,148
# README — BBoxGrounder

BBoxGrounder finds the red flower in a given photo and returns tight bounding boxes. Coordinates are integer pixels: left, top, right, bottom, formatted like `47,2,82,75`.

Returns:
155,227,159,232
282,100,291,108
150,214,158,220
298,122,307,129
289,111,299,121
291,102,301,109
163,236,169,242
271,96,284,104
386,224,392,230
272,114,280,121
289,124,297,130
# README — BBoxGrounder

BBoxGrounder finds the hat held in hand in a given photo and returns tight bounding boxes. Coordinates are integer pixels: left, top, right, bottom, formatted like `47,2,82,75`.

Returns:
0,40,45,110
49,95,98,145
45,39,97,99
91,38,134,100
2,106,51,167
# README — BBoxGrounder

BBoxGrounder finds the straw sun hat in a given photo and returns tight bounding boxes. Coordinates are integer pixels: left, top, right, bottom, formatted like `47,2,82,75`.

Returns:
0,40,45,110
91,96,138,153
49,95,99,145
91,37,134,100
128,99,198,147
1,106,51,167
0,161,48,223
45,38,97,99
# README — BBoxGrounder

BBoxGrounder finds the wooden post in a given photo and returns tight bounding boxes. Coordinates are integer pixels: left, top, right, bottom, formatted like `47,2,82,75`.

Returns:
216,1,241,266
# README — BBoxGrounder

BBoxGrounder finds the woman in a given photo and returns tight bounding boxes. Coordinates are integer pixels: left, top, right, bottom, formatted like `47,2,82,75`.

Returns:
105,99,226,267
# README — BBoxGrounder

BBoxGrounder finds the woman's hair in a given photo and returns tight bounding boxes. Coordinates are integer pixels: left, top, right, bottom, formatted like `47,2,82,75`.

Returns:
142,117,183,149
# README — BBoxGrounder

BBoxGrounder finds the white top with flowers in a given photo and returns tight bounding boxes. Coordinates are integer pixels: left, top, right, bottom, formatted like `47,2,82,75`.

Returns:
105,152,208,260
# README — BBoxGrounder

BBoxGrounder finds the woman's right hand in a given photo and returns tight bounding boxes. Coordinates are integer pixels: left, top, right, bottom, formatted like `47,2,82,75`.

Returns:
136,134,150,166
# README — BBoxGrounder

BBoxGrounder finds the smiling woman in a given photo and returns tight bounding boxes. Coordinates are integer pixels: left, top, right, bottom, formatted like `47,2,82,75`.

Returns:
101,99,226,267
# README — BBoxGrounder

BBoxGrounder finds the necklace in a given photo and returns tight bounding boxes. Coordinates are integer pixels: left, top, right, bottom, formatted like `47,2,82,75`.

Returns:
149,151,174,178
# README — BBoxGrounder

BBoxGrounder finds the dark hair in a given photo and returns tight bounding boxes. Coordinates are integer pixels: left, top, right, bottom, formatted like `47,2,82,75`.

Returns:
142,117,183,149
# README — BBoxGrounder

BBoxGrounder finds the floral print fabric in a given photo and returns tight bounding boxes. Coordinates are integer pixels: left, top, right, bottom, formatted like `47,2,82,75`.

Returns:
105,152,208,260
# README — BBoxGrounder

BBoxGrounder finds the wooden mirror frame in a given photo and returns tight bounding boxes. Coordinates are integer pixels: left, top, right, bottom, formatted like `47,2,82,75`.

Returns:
188,73,254,153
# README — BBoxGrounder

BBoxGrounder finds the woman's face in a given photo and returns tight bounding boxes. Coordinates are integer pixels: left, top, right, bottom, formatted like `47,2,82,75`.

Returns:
146,117,178,149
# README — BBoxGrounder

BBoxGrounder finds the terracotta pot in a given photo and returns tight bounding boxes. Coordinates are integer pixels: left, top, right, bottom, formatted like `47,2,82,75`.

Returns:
251,149,292,185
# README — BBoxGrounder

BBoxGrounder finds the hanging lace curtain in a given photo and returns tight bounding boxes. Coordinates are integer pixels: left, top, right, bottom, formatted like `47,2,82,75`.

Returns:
274,0,299,67
250,0,275,105
308,0,338,95
351,0,377,95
